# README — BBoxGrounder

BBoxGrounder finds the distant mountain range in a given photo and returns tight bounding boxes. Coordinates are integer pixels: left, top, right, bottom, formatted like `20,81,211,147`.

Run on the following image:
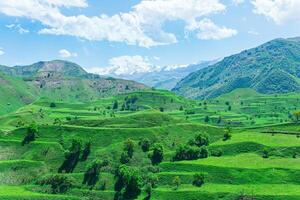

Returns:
0,60,148,114
173,37,300,99
97,61,217,90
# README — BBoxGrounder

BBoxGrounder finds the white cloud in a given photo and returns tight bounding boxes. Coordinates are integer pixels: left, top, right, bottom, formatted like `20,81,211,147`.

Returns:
91,55,160,76
232,0,245,5
188,18,237,40
0,0,237,47
59,49,77,58
252,0,300,24
5,23,29,34
0,48,4,56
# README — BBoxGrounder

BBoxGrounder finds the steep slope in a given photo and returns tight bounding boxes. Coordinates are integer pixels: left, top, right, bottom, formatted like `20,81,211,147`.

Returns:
0,73,37,115
173,37,300,99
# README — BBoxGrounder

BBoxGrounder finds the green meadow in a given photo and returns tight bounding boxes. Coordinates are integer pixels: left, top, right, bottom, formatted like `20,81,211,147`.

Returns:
0,89,299,199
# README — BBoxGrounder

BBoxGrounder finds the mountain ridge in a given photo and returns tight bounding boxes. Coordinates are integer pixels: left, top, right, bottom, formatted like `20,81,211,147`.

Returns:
173,37,300,99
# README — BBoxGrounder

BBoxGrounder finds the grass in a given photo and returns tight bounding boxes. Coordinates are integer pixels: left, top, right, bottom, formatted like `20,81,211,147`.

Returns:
0,89,300,199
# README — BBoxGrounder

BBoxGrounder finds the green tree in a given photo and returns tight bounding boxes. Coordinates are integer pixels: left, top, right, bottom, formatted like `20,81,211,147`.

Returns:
82,159,109,188
204,116,210,123
189,133,210,147
58,139,82,173
114,165,141,200
113,100,119,110
150,143,164,165
262,148,270,158
50,102,56,108
39,174,74,194
81,141,91,161
22,123,38,146
293,111,300,121
123,138,135,158
139,138,151,152
192,173,205,187
120,152,130,164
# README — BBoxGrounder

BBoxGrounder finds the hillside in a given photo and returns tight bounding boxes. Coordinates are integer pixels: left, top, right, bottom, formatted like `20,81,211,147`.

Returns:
173,37,300,99
0,73,36,115
0,89,300,199
0,61,149,112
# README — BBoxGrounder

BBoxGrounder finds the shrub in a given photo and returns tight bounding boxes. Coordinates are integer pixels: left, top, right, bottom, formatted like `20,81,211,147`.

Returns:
262,148,270,158
139,138,151,152
189,133,210,147
58,139,82,173
192,173,205,187
22,123,38,146
211,149,223,157
173,145,200,161
204,116,210,123
123,138,135,158
114,165,141,200
39,174,74,194
223,132,232,141
113,100,118,110
82,159,109,188
50,102,56,108
81,141,91,161
150,143,164,165
172,176,181,190
120,152,130,164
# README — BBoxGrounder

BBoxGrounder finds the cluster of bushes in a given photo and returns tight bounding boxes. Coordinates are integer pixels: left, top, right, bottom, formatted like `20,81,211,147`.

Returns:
173,133,210,161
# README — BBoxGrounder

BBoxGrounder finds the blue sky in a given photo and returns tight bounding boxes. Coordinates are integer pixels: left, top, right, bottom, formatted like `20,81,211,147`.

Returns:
0,0,300,74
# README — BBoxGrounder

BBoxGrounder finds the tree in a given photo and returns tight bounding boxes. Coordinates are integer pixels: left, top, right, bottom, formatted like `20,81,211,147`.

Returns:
144,183,152,200
22,123,38,146
192,173,205,187
58,139,82,173
204,116,210,123
50,102,56,108
120,152,130,164
123,139,135,158
39,174,74,194
172,176,181,190
223,132,232,141
82,159,109,188
114,165,141,200
159,107,164,112
293,111,300,121
189,133,210,147
113,100,119,110
150,143,164,165
262,148,270,158
179,106,184,111
139,138,151,152
211,149,223,157
81,141,91,161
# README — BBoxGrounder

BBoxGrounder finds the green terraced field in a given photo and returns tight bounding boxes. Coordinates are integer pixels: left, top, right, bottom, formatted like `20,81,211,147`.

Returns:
0,89,300,199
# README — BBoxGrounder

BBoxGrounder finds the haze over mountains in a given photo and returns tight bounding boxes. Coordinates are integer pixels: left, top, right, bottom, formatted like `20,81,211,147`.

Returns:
96,61,217,90
173,37,300,99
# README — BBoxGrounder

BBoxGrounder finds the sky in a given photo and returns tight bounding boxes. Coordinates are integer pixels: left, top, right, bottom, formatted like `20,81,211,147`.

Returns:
0,0,300,75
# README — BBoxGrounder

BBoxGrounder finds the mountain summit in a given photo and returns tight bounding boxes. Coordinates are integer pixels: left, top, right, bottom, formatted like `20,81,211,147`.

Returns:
173,37,300,99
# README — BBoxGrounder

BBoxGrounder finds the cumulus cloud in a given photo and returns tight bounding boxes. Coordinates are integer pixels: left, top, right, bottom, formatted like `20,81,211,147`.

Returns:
0,0,237,47
59,49,77,58
252,0,300,24
187,18,237,40
91,55,160,76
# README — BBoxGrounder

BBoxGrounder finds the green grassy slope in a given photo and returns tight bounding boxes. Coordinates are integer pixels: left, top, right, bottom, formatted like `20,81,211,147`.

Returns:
0,89,299,199
173,37,300,99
